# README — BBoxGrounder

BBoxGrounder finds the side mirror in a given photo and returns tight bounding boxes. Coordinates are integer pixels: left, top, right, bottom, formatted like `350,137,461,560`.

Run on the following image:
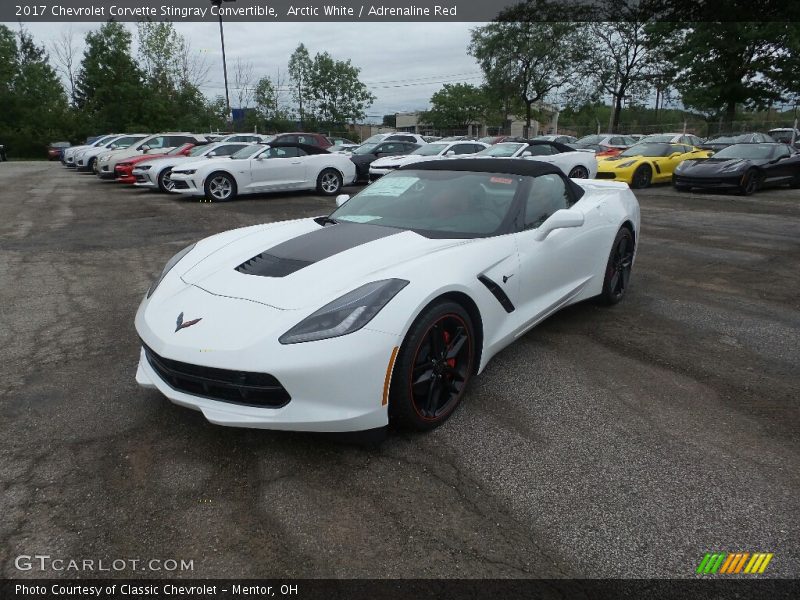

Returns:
141,145,151,151
533,209,584,241
207,152,216,157
669,152,681,158
445,150,456,156
521,151,533,157
335,194,350,207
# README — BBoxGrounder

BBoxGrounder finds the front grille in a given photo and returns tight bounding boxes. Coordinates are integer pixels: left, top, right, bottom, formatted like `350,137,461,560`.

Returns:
596,172,616,179
143,344,290,408
135,175,148,183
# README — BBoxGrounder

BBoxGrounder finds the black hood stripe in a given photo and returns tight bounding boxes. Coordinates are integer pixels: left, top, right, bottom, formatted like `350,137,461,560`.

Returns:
236,222,403,278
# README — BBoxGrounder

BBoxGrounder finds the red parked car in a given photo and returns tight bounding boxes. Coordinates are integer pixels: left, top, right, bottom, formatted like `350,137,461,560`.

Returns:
48,141,71,161
114,144,196,183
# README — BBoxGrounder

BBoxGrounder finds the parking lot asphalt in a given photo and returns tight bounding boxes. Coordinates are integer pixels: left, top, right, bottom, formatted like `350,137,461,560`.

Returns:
1,162,798,579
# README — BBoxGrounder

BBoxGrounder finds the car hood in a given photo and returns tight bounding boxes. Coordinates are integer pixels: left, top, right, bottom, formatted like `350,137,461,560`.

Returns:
135,155,193,170
179,218,471,310
678,157,763,173
599,155,647,166
172,156,240,173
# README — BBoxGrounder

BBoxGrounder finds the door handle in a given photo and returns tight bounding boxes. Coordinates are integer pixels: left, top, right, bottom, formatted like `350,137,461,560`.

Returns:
290,161,301,164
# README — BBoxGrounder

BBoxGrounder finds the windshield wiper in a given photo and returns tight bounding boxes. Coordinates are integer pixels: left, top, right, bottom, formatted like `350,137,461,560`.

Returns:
314,216,339,226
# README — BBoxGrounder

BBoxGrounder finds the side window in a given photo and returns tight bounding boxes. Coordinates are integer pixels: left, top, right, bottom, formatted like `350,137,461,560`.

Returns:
776,145,791,158
526,145,554,156
452,144,474,155
216,145,242,156
524,174,570,230
280,135,298,144
143,136,166,149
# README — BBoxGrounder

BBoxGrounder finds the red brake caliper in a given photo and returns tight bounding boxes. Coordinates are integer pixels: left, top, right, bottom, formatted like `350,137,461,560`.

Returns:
443,331,456,370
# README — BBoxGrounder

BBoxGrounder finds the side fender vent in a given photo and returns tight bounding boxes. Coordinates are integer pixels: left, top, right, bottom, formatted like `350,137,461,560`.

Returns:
478,275,515,313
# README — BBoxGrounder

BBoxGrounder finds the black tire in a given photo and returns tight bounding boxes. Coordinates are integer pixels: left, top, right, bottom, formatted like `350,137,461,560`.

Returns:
738,168,760,196
87,157,96,173
568,165,590,179
203,171,237,202
598,227,635,306
157,168,173,193
316,168,343,196
790,172,800,189
389,301,475,431
630,164,652,189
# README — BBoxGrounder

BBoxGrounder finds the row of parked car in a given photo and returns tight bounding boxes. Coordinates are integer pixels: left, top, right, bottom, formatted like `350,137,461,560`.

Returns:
58,127,800,201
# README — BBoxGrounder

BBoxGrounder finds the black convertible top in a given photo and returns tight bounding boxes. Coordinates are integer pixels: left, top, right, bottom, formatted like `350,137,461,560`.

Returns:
402,158,586,201
268,141,329,155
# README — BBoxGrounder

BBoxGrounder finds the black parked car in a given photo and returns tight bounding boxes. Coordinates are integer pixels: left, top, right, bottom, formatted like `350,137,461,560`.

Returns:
0,143,6,161
699,132,774,153
348,140,420,182
673,142,800,195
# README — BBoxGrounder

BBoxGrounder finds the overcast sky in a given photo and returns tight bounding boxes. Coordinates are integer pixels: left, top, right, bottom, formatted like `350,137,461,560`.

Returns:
5,21,485,120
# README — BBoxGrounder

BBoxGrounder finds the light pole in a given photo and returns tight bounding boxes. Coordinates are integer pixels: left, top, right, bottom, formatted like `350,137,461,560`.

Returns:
210,0,235,124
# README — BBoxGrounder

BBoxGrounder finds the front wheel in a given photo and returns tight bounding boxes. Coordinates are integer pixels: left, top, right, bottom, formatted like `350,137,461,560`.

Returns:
316,168,342,196
389,301,475,431
598,227,634,305
157,168,173,193
204,172,237,202
568,165,590,179
630,164,652,189
738,168,760,196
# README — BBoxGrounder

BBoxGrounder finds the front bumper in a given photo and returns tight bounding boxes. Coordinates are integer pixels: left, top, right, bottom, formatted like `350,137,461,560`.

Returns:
97,162,116,179
133,170,158,189
114,165,135,183
673,173,743,189
135,289,400,431
167,175,203,195
596,165,636,184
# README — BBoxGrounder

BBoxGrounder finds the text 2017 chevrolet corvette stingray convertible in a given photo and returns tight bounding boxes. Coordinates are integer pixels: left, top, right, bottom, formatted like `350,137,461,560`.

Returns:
135,159,640,433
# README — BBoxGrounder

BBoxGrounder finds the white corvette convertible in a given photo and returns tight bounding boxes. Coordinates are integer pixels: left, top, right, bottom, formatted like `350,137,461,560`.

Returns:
474,141,598,179
135,159,640,433
168,142,357,201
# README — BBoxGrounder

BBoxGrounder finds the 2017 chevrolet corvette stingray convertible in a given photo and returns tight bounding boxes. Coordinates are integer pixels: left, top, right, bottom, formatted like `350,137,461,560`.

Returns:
135,159,640,433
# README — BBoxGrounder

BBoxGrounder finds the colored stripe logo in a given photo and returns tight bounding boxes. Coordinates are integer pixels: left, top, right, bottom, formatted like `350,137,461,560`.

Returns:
696,552,773,574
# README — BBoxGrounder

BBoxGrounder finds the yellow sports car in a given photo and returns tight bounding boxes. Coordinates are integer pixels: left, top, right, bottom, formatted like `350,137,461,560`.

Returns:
596,142,712,188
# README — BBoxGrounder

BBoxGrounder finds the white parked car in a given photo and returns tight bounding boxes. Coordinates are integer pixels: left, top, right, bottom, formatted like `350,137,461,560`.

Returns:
369,140,489,181
168,142,357,201
95,133,209,179
63,135,119,167
638,132,705,146
75,134,147,172
362,132,429,146
216,133,273,143
135,158,640,432
473,141,598,179
133,142,255,192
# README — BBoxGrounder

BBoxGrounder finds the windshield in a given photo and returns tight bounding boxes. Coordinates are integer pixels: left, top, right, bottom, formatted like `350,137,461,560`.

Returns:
353,143,380,155
476,143,525,157
363,134,387,144
411,143,448,156
713,144,777,159
230,145,264,159
166,144,190,156
111,136,145,149
640,134,675,143
619,143,676,158
93,136,116,146
707,134,752,144
189,145,211,157
576,135,604,146
330,169,522,237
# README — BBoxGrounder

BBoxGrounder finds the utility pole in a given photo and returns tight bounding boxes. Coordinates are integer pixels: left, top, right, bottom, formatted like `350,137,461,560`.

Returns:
210,0,236,124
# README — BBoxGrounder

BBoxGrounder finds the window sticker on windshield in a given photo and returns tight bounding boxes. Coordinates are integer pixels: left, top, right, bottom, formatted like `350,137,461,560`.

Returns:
338,215,382,223
490,177,514,184
361,176,419,197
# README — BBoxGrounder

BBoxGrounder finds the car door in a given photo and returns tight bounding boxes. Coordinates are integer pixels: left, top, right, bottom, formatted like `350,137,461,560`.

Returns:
247,146,307,191
512,174,610,332
762,144,795,184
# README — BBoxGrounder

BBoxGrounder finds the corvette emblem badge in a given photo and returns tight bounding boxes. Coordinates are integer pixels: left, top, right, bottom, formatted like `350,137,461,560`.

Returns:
175,312,202,332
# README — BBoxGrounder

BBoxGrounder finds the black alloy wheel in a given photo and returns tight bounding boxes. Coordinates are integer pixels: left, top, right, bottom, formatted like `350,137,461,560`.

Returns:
739,168,760,196
599,227,634,305
631,164,652,189
569,165,590,178
390,302,475,431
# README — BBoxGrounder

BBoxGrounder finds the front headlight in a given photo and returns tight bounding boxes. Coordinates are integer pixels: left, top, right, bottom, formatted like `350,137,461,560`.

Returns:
174,169,195,176
100,155,110,162
279,279,409,344
138,165,151,171
146,243,196,298
617,160,637,168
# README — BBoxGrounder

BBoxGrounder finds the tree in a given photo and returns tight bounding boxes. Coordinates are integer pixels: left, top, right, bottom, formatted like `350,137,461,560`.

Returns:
50,27,79,106
579,14,654,132
382,114,396,127
648,22,800,125
75,22,144,132
288,43,313,128
421,83,487,132
307,52,375,126
469,1,582,137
